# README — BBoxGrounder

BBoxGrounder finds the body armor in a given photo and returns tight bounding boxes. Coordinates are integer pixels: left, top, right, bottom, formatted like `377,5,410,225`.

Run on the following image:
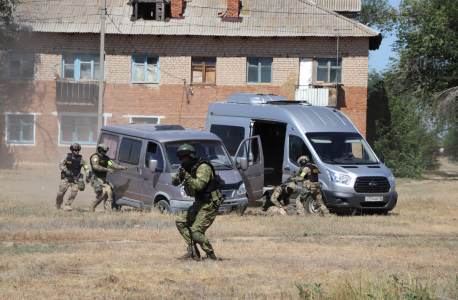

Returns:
91,153,109,178
304,163,319,182
64,153,82,178
190,158,225,202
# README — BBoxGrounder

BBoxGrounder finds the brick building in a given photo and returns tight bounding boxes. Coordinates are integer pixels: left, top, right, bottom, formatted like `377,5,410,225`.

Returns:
0,0,381,167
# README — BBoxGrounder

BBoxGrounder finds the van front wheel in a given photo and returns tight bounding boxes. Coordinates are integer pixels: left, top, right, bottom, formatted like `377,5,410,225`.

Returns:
156,200,171,215
305,197,321,215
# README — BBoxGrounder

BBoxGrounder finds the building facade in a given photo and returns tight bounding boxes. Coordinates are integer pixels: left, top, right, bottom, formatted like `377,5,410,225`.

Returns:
0,0,380,167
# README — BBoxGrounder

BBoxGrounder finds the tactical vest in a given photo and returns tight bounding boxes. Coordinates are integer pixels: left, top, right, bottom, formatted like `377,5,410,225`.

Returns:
64,153,82,177
190,158,225,202
305,163,319,182
90,153,109,178
263,184,290,210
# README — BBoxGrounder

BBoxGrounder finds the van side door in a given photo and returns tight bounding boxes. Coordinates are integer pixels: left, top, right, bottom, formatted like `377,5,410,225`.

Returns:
99,131,121,188
284,134,314,183
140,141,167,206
234,136,264,201
115,137,143,201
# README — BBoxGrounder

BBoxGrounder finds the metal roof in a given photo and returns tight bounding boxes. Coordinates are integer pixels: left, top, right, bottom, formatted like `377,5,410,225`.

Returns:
314,0,361,12
14,0,378,39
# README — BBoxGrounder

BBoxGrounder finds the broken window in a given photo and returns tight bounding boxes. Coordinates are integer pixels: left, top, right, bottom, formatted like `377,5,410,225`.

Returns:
7,114,35,144
316,58,342,84
62,54,103,82
131,1,171,21
247,57,272,83
132,55,159,83
192,57,216,84
8,52,34,79
60,116,99,145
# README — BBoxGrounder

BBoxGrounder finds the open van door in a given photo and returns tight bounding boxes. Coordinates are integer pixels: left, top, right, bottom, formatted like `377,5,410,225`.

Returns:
234,136,264,201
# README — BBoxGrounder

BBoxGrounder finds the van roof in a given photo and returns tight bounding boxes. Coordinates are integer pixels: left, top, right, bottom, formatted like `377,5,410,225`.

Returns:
101,124,221,143
209,100,359,134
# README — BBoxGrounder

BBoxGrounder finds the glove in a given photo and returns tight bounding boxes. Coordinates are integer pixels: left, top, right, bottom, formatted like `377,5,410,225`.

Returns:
108,169,114,174
282,206,290,211
65,170,72,176
123,166,129,171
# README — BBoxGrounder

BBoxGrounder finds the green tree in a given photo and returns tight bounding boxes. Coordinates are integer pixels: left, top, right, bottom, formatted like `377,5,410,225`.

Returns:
358,0,398,33
442,123,458,161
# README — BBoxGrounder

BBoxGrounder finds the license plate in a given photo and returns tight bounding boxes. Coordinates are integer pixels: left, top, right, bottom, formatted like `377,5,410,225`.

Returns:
365,196,383,202
218,206,231,214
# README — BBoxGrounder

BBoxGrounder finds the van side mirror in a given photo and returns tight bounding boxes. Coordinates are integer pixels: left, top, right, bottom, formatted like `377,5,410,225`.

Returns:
240,157,248,171
149,159,158,173
379,155,385,164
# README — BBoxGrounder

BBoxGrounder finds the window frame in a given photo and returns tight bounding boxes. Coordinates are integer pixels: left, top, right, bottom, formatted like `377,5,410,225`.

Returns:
315,58,342,84
5,113,38,146
191,57,217,84
118,137,143,165
288,135,313,166
7,51,35,79
246,57,273,84
144,141,166,171
131,55,160,84
56,112,110,147
61,53,104,82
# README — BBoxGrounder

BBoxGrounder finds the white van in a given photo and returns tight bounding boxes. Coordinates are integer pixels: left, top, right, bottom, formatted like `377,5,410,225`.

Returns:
204,93,397,214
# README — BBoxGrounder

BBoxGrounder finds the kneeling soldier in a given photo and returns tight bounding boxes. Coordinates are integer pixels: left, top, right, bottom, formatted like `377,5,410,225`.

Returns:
173,144,225,260
262,182,297,215
56,143,88,211
89,143,128,212
295,156,330,216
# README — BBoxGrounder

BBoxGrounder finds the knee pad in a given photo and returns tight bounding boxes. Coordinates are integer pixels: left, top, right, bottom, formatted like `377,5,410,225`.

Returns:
191,232,205,245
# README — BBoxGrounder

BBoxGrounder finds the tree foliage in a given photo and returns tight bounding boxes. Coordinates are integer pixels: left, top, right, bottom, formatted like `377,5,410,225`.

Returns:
394,0,458,119
442,123,458,161
358,0,398,33
0,0,20,48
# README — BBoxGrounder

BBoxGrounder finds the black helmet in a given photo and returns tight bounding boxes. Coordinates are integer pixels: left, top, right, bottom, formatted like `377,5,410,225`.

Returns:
97,143,109,155
176,144,196,159
70,143,81,151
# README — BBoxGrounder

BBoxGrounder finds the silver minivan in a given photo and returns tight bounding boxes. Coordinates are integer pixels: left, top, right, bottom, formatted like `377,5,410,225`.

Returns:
98,124,265,214
204,93,398,214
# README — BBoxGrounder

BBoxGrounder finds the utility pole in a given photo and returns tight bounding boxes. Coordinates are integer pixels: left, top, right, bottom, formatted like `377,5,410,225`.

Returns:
98,0,106,135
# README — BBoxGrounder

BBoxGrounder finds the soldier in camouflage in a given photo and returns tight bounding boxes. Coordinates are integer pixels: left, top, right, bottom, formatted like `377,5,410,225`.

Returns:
56,143,89,211
262,182,297,215
294,156,330,216
89,143,128,212
173,144,225,261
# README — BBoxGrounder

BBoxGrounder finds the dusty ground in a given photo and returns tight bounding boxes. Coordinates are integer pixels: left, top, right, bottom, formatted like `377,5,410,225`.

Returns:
0,159,457,299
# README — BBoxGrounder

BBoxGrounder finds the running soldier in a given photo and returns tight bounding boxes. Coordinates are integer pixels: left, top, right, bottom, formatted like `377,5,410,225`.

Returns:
262,182,298,215
89,143,128,212
173,145,225,261
56,143,89,211
294,156,330,216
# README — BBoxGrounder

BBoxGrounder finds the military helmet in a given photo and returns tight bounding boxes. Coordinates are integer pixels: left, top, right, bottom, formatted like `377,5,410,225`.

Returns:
70,143,81,151
176,144,196,159
97,143,109,155
297,155,310,166
283,182,298,194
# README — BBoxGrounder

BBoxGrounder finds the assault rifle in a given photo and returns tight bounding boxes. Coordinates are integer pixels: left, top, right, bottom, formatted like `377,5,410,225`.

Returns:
283,171,299,184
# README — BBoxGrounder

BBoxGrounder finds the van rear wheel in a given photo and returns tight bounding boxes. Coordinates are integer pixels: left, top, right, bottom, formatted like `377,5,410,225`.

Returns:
156,200,171,214
305,197,321,215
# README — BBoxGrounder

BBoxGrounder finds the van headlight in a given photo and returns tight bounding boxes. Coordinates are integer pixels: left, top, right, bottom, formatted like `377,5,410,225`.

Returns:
388,172,396,187
326,169,352,185
179,185,187,197
236,183,246,195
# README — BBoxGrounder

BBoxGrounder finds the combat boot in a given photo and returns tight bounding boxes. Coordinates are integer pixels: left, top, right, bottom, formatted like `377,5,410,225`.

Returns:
90,206,96,212
206,252,217,260
56,204,61,210
179,246,200,260
63,205,73,211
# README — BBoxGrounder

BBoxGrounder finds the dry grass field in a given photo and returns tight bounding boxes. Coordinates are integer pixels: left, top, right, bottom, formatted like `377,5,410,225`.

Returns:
0,159,457,299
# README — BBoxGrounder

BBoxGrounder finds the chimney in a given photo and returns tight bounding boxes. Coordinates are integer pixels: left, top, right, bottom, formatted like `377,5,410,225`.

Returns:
171,0,184,18
227,0,240,18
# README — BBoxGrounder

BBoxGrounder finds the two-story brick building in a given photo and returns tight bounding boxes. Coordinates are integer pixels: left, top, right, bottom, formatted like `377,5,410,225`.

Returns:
0,0,381,167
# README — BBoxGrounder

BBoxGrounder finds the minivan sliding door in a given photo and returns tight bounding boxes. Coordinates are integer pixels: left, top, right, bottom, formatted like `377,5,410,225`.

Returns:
116,137,143,201
140,141,167,206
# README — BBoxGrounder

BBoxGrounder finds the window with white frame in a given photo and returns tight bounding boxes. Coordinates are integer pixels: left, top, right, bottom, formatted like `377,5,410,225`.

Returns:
315,58,342,83
131,117,159,124
60,116,99,145
247,57,273,83
8,52,34,79
62,54,103,82
7,114,35,144
132,56,159,83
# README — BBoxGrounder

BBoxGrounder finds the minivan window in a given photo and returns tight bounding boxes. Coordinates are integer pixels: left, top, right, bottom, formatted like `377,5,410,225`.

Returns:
289,135,312,166
306,132,378,164
210,125,245,156
145,142,164,170
164,140,233,169
236,138,261,167
119,138,142,165
100,133,119,159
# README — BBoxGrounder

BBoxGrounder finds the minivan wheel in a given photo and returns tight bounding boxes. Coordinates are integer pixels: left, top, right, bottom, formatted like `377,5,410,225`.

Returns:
305,197,321,215
156,200,171,214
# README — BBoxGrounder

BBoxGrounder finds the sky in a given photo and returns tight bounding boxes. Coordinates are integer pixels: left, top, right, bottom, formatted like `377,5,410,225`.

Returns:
368,0,401,73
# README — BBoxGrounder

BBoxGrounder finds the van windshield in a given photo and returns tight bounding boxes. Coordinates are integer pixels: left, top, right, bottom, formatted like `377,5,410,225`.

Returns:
306,132,378,165
164,140,234,170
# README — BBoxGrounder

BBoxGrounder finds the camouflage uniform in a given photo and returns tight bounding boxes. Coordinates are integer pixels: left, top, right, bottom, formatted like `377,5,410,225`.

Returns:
56,144,89,210
90,144,127,212
293,156,330,216
173,158,225,259
262,182,297,216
